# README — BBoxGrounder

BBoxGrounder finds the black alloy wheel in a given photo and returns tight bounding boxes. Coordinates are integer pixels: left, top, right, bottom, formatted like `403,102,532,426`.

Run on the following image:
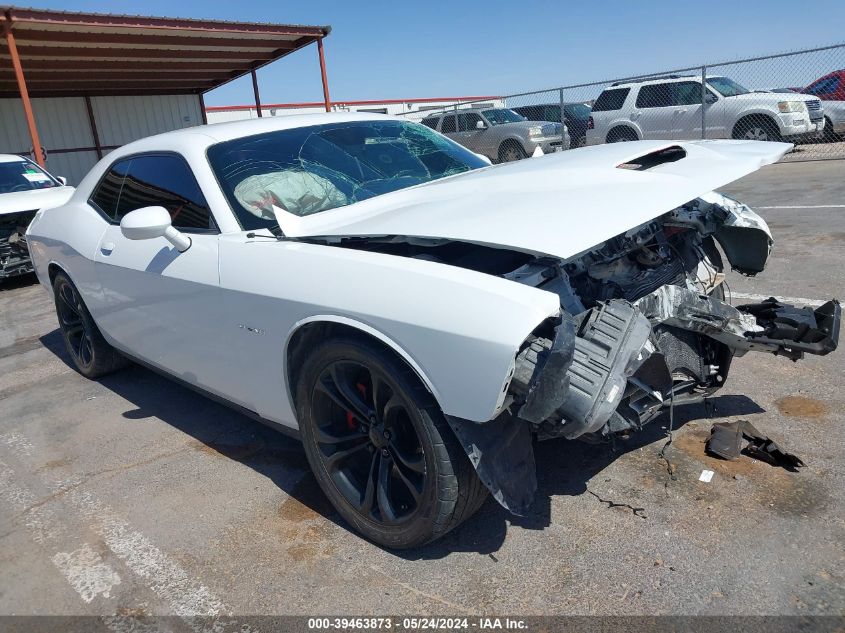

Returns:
296,336,488,548
311,358,426,525
52,271,127,378
55,275,94,371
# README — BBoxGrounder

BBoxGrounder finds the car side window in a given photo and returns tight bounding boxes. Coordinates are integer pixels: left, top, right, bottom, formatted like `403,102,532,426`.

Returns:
807,77,836,95
672,81,704,106
592,88,630,112
458,113,482,131
90,159,131,219
440,115,457,134
420,117,439,130
636,83,672,108
115,155,215,231
543,105,561,122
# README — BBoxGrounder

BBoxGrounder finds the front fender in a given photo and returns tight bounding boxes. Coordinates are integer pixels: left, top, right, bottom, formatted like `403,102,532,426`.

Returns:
218,236,561,425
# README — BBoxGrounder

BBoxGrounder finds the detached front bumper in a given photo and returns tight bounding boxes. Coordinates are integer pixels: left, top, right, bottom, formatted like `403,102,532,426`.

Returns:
511,289,840,440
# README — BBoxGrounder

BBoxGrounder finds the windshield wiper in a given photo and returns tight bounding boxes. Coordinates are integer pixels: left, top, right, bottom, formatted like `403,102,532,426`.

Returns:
246,223,285,241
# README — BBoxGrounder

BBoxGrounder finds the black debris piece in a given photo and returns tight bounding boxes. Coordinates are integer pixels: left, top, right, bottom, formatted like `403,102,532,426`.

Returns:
706,420,805,471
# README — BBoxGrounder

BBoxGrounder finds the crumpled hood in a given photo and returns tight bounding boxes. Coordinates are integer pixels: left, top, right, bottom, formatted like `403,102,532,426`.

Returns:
275,139,791,260
0,186,75,215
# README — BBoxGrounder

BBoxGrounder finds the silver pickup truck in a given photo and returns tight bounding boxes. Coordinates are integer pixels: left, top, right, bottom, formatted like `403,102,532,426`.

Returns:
421,107,569,162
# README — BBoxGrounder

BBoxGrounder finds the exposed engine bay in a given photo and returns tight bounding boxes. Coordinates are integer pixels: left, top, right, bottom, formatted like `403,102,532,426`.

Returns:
0,210,36,280
502,192,838,444
314,191,840,514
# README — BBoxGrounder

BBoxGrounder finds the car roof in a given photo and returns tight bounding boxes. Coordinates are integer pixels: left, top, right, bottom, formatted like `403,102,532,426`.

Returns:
606,75,726,89
0,154,27,163
110,112,406,157
513,102,588,108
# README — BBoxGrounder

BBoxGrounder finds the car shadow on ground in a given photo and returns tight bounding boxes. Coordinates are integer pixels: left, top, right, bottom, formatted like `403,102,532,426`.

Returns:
40,328,765,559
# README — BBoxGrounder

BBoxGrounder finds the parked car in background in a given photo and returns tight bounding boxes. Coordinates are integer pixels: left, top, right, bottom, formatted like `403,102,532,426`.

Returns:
798,69,845,101
816,100,845,141
586,75,824,145
511,102,591,147
0,155,73,282
781,70,845,142
25,113,840,548
421,107,569,162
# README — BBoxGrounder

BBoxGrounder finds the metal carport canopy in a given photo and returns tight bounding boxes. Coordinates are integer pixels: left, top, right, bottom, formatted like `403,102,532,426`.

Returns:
0,6,332,165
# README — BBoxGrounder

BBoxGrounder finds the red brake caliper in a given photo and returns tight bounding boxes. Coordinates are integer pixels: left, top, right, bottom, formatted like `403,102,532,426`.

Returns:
346,382,368,430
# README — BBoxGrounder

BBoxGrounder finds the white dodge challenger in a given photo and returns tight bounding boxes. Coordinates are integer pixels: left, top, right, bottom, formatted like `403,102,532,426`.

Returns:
25,113,839,548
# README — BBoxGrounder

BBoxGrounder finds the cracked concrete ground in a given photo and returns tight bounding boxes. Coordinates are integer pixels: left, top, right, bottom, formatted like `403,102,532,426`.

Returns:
0,160,842,618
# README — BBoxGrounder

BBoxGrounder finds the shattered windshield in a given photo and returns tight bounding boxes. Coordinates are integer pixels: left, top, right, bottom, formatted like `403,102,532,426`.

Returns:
0,158,59,194
481,109,526,125
207,120,488,230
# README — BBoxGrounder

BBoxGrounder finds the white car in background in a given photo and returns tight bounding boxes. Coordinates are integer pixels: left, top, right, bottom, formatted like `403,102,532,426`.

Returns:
25,114,840,548
0,155,73,282
587,75,824,145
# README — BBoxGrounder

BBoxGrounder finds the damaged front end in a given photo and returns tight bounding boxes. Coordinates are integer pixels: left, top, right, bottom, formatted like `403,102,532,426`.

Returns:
0,210,37,281
452,192,840,514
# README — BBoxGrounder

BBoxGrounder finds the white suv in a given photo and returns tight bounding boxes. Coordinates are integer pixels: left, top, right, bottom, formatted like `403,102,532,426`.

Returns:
586,75,824,145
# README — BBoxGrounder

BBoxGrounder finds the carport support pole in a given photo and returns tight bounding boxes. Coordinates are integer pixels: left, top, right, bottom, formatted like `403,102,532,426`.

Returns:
2,19,45,167
318,37,331,112
251,69,262,117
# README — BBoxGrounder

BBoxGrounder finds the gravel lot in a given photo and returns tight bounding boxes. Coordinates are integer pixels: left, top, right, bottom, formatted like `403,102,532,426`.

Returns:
0,159,843,621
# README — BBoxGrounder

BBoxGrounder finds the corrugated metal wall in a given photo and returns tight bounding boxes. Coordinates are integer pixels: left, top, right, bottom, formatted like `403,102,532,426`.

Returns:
0,94,202,185
91,95,202,147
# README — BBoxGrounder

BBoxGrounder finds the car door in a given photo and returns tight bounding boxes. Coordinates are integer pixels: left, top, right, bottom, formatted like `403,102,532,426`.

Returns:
455,112,490,155
89,153,226,392
669,81,724,139
439,113,458,142
632,83,673,139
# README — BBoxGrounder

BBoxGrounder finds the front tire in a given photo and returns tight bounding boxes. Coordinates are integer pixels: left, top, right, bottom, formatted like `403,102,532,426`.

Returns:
52,271,127,378
498,141,527,162
296,335,486,548
732,115,782,142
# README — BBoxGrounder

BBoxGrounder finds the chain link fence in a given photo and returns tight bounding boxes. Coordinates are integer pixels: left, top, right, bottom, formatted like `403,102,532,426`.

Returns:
401,44,845,163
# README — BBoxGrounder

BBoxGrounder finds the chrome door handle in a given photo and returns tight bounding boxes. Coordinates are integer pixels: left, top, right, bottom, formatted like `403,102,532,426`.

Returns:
100,242,115,255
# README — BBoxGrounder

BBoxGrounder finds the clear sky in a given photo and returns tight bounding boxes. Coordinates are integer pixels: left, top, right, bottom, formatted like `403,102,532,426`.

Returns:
15,0,845,106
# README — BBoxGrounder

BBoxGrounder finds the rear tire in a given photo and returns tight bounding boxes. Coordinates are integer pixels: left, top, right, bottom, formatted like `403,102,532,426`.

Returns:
52,271,128,378
296,335,487,549
606,127,638,143
732,115,782,142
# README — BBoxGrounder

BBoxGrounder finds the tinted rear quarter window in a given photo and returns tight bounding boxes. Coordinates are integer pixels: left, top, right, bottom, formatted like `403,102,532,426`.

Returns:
90,154,215,231
90,160,131,218
420,117,440,129
440,115,457,133
592,88,630,111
